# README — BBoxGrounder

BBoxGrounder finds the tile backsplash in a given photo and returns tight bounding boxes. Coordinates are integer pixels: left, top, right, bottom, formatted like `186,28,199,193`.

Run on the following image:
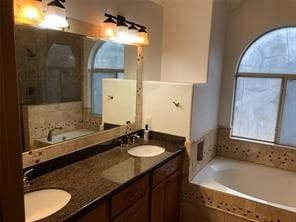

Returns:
217,127,296,172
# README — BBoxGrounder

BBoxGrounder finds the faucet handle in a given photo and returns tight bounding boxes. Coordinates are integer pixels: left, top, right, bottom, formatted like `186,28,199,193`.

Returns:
131,134,140,144
24,168,34,177
23,169,34,188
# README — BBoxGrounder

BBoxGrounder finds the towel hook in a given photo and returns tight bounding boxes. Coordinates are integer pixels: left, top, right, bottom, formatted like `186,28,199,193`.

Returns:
173,101,180,107
107,95,114,100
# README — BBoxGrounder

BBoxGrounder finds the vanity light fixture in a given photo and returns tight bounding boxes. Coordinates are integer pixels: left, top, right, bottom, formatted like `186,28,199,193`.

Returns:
40,0,69,29
102,13,150,45
138,26,149,45
14,0,44,25
115,15,130,43
128,23,139,43
102,15,117,38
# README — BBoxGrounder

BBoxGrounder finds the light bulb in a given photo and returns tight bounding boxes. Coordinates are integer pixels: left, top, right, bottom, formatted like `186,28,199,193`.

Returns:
40,4,69,29
128,24,139,44
102,17,117,39
138,29,149,45
115,25,130,43
15,0,44,24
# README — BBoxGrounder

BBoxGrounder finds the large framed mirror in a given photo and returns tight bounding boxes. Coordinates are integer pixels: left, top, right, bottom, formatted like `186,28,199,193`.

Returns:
16,22,142,167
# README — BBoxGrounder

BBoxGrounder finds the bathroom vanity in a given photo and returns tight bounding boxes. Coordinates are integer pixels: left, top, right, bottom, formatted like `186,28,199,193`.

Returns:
24,133,184,222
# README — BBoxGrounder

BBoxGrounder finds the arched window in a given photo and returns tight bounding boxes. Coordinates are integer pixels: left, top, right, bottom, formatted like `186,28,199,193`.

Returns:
90,41,125,115
232,27,296,147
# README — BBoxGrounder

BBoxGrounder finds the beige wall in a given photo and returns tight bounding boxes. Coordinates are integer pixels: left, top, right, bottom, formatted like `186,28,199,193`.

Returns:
190,0,227,141
65,0,163,81
142,81,193,139
219,0,296,127
160,0,213,83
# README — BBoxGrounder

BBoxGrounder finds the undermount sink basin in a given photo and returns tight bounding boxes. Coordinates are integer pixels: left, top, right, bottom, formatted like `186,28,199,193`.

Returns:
24,189,71,222
127,145,165,157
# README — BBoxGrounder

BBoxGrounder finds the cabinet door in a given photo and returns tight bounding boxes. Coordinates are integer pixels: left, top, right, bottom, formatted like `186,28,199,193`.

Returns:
164,170,182,222
77,202,108,222
151,179,166,222
151,170,182,222
112,194,149,222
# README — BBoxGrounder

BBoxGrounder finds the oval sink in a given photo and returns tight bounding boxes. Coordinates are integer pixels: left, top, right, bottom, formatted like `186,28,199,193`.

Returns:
128,145,165,157
25,189,71,222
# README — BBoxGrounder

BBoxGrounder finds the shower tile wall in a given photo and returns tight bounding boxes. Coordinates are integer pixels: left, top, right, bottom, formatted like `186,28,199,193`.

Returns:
217,128,296,172
14,25,82,105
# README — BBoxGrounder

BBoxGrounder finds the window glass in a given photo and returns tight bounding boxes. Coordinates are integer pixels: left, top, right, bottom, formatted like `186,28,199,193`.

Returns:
232,77,282,142
93,41,124,69
279,79,296,146
239,27,296,74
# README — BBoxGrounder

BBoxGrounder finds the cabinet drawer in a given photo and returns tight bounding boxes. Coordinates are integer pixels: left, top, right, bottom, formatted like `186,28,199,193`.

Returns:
112,195,149,222
111,175,149,217
152,154,183,187
77,202,108,222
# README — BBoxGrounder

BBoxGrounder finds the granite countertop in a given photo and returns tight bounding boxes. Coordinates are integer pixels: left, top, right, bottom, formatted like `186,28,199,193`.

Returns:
27,139,184,222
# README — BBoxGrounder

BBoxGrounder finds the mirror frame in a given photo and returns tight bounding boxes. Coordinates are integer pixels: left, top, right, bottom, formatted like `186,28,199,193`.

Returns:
21,17,143,168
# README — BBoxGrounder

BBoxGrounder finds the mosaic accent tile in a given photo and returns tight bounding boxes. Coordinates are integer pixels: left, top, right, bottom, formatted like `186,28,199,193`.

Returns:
23,102,84,149
180,200,251,222
217,128,296,172
185,128,218,180
181,179,295,222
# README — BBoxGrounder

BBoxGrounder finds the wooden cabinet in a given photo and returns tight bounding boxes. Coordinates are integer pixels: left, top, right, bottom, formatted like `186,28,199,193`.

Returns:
76,153,183,222
111,175,149,217
151,170,182,222
152,155,183,187
112,195,149,222
77,202,108,222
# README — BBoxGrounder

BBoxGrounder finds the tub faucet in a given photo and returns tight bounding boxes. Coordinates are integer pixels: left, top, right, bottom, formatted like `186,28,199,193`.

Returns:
23,169,34,188
47,127,63,141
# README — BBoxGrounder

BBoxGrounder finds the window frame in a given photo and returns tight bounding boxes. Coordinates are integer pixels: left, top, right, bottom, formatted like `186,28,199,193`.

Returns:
90,42,124,116
231,27,296,148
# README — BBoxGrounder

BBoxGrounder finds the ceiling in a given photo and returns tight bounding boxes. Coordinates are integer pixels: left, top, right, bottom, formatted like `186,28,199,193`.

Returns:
150,0,247,12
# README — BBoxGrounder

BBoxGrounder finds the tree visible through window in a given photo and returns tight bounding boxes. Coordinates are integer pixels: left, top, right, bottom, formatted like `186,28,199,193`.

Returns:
232,27,296,147
90,41,125,115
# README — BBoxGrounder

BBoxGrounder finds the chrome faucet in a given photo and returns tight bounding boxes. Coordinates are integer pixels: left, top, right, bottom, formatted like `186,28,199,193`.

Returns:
47,127,63,141
119,133,141,149
23,169,33,188
129,133,140,144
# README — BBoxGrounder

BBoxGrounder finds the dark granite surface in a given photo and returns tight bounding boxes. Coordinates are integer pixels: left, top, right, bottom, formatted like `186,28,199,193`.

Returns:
26,139,184,222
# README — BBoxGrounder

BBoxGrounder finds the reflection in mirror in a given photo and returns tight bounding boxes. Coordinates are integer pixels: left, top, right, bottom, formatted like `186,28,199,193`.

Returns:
14,24,138,152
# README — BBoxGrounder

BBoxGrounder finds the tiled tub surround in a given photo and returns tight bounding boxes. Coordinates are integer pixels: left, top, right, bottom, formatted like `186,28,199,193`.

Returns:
181,180,295,222
179,127,296,222
188,128,218,179
25,138,184,221
217,128,296,172
23,102,83,149
193,157,296,213
23,102,104,149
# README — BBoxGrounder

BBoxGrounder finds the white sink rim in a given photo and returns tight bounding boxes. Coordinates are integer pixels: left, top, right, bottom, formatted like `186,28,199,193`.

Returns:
24,188,71,222
127,145,165,157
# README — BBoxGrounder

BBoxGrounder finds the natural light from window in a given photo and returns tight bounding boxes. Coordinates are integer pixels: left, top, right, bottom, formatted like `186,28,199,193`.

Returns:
232,27,296,147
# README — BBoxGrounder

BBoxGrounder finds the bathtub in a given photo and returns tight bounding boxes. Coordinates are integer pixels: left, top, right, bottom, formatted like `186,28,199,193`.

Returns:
192,157,296,213
35,129,97,146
